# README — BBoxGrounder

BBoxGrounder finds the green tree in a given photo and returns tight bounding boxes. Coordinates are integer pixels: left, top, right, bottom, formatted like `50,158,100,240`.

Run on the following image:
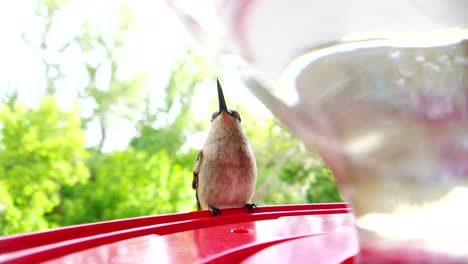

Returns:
51,148,193,226
0,97,88,234
23,0,147,152
49,52,214,226
238,108,343,205
306,167,343,203
0,0,345,235
131,51,214,157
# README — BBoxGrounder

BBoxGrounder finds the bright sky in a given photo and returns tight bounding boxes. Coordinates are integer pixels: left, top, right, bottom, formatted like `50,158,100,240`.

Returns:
0,0,271,152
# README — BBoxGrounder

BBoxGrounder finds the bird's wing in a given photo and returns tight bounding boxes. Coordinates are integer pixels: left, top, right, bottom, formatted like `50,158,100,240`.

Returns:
193,151,203,210
193,151,202,189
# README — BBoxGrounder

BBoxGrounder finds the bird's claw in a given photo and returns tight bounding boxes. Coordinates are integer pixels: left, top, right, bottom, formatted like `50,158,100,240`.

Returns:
209,206,222,216
245,203,257,214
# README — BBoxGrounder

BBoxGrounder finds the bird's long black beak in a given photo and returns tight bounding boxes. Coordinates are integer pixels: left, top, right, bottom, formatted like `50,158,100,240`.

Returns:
217,79,228,113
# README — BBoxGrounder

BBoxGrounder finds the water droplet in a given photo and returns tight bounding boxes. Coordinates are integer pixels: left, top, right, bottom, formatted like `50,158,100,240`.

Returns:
437,55,450,65
454,56,468,66
415,55,425,62
389,50,400,60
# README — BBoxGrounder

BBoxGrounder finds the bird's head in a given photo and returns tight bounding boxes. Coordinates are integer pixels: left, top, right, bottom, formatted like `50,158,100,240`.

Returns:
210,79,242,124
206,79,248,144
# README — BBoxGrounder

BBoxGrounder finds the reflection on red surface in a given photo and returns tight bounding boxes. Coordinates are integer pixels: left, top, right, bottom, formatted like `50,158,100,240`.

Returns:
358,244,468,264
0,204,356,264
44,235,159,264
41,214,357,263
193,222,258,262
242,230,357,264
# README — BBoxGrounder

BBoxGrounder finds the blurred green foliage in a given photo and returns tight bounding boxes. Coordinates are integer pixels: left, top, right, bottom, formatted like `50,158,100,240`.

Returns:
0,98,88,233
0,0,343,235
49,148,193,226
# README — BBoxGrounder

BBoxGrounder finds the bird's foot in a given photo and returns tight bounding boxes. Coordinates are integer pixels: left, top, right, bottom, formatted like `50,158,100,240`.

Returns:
209,206,222,216
245,203,257,214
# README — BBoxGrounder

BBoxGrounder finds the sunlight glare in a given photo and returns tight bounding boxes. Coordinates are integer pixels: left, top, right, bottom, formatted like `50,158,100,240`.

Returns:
357,186,468,254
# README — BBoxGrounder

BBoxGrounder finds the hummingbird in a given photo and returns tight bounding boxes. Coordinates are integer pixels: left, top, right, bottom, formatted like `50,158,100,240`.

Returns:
192,79,257,216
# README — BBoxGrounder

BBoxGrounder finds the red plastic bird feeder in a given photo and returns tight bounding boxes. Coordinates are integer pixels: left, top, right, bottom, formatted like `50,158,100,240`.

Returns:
0,203,358,263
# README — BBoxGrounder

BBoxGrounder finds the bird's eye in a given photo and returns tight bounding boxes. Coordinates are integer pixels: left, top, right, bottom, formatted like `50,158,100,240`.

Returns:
211,111,219,122
230,110,241,122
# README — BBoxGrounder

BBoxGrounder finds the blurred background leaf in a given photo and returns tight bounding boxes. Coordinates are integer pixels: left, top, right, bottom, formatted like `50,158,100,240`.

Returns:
0,0,342,235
